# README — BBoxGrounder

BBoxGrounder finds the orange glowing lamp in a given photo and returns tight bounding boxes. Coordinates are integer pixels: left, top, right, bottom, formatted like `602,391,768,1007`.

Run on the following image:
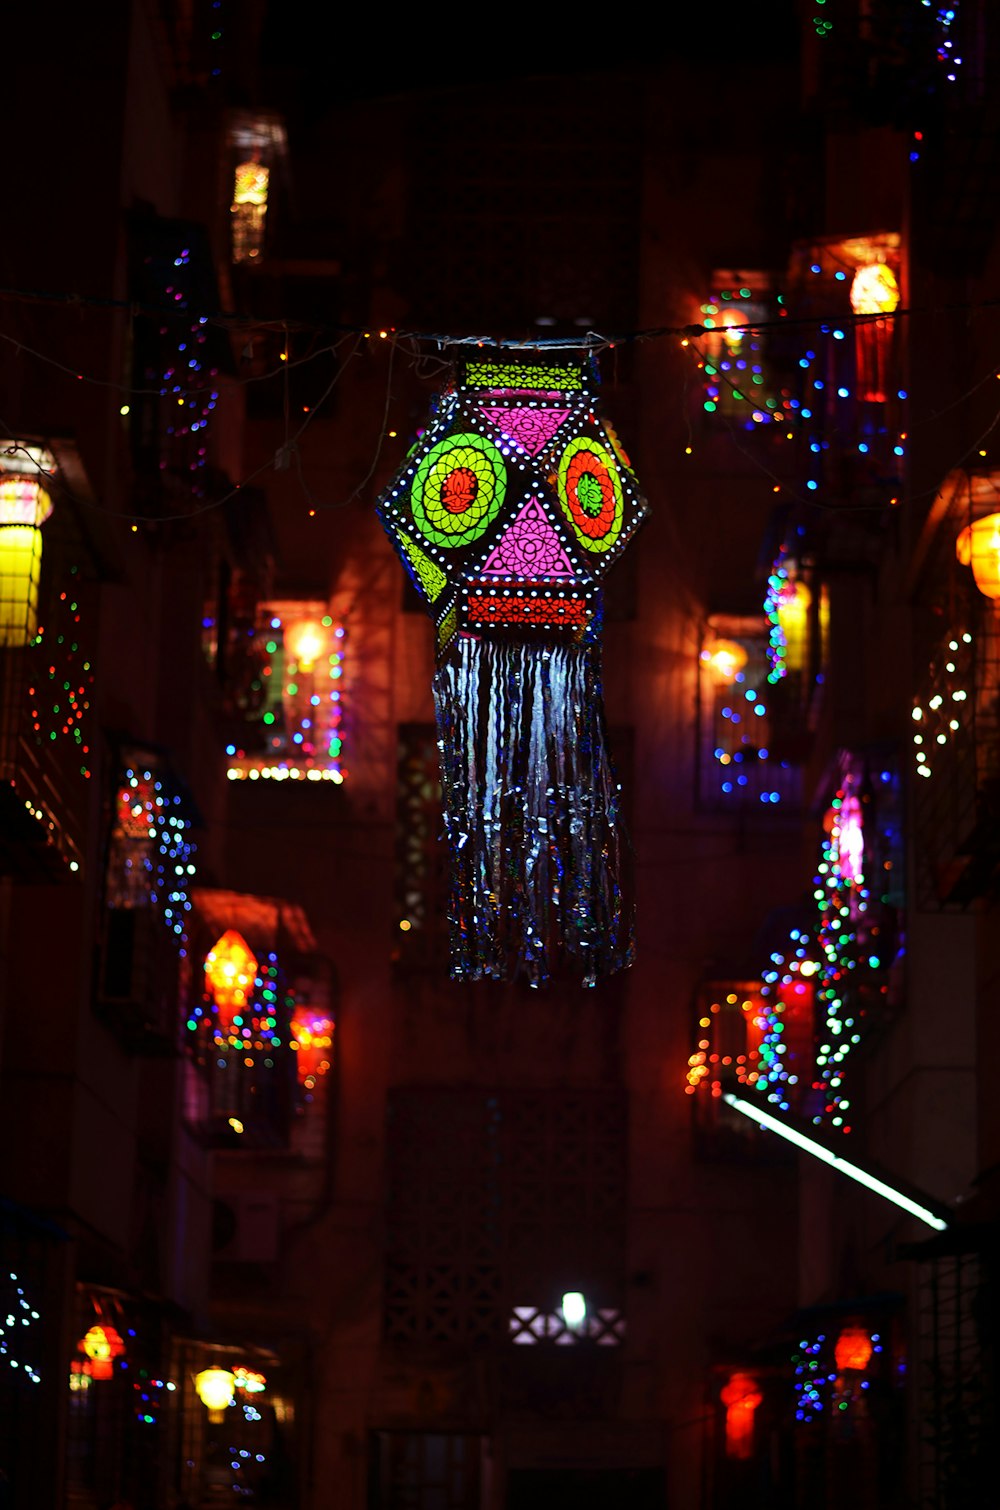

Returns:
835,1326,873,1373
956,514,1000,600
701,638,748,684
721,1371,763,1459
81,1323,126,1380
284,617,328,671
205,930,257,1029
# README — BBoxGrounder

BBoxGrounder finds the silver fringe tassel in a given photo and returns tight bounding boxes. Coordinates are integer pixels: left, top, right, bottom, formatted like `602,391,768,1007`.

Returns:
433,636,634,987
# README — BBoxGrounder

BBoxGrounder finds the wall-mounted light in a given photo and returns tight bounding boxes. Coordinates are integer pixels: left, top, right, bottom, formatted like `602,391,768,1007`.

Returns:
701,638,748,684
956,513,1000,600
561,1292,587,1333
723,1093,948,1231
195,1367,235,1412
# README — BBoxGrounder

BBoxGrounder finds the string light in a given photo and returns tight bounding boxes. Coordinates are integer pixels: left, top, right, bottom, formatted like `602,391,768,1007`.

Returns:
1,1270,42,1384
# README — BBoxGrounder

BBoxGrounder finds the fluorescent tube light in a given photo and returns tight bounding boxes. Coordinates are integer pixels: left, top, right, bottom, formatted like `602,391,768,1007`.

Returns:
723,1094,949,1232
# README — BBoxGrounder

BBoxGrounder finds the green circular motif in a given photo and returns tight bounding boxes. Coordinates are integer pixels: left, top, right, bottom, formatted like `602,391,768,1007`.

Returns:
556,435,624,554
576,472,605,516
411,432,506,549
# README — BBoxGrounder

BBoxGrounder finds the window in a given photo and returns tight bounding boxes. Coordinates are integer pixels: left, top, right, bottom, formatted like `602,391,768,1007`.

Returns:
698,615,802,811
384,1089,626,1348
222,600,346,783
393,724,448,974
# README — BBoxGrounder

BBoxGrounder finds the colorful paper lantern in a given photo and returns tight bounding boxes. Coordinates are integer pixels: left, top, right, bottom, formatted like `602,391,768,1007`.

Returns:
195,1366,235,1410
81,1323,125,1380
720,1371,762,1459
956,513,1000,600
377,353,648,985
205,930,257,1029
0,472,53,648
834,1326,873,1373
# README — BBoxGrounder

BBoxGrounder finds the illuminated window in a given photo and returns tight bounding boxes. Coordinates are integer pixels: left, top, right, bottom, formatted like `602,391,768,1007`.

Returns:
97,750,196,1044
698,615,802,810
393,724,447,974
227,114,285,266
698,271,786,429
224,600,346,783
912,469,1000,906
231,161,269,263
787,232,904,491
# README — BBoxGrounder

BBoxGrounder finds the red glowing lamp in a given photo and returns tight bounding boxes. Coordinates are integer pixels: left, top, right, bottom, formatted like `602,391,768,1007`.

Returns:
834,1326,873,1372
720,1371,762,1459
81,1323,125,1380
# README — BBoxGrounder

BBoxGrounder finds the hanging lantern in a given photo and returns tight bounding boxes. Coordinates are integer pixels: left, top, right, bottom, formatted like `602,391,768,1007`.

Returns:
0,467,54,647
775,578,812,674
834,1326,873,1373
204,930,257,1029
195,1366,235,1411
80,1323,125,1381
720,1371,763,1459
850,262,900,404
377,352,648,985
701,637,748,683
956,513,1000,600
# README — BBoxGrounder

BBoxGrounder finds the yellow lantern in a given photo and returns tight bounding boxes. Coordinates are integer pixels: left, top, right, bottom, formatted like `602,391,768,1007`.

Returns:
0,473,53,647
204,930,257,1028
849,263,900,316
195,1367,235,1411
956,513,1000,600
776,579,812,673
701,638,748,684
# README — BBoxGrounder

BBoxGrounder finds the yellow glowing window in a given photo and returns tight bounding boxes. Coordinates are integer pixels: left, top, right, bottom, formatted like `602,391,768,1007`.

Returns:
231,161,269,263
